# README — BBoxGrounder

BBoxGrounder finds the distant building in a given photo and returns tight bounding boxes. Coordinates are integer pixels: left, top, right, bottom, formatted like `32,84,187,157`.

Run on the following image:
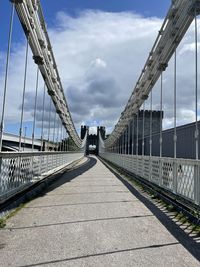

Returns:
80,125,89,139
81,125,106,155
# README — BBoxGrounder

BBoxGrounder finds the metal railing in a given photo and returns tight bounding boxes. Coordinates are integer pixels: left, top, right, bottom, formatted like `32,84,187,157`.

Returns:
0,151,84,202
100,153,200,207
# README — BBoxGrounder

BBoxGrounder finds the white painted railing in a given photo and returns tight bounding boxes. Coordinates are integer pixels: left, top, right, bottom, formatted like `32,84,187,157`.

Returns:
100,152,200,207
0,151,84,202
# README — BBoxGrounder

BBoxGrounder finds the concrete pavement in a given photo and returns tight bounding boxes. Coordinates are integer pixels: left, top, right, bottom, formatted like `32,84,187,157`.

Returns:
0,156,199,266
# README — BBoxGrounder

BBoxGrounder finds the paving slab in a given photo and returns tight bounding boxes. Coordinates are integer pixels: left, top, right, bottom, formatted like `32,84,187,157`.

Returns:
0,156,199,267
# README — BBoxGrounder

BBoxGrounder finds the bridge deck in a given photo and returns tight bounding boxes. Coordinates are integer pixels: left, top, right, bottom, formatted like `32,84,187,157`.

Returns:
0,156,199,266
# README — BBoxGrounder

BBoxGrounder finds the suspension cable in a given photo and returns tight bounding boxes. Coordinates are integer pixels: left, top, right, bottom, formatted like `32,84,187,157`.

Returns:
52,111,56,150
142,102,145,156
132,117,134,155
32,67,39,151
129,122,131,154
60,124,62,151
125,127,127,154
47,97,52,147
174,50,177,159
41,83,46,151
0,4,14,151
59,123,61,151
117,137,119,154
56,117,59,151
136,112,139,156
124,130,126,154
122,132,123,154
160,73,163,157
67,134,69,152
119,135,121,154
119,136,121,154
64,132,67,152
66,131,69,151
150,91,152,157
195,9,199,160
128,123,130,154
19,38,29,151
57,122,61,150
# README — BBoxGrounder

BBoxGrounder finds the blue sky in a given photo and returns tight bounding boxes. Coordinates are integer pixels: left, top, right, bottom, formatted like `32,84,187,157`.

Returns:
0,0,171,51
41,0,171,20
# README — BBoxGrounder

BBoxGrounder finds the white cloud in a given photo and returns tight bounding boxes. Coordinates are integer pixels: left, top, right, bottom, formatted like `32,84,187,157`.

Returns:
90,58,107,69
0,10,199,137
48,10,162,131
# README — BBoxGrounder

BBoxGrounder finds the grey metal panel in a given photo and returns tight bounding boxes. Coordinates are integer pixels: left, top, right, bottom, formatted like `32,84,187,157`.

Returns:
144,122,200,159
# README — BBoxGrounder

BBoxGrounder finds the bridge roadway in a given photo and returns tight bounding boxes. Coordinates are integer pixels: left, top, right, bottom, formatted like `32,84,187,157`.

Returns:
0,156,199,266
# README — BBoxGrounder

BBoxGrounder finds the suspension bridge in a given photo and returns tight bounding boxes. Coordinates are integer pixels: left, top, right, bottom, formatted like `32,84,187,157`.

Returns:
0,0,200,266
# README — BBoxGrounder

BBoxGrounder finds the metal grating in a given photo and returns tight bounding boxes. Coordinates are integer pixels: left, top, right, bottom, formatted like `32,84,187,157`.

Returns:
100,152,200,207
0,151,83,201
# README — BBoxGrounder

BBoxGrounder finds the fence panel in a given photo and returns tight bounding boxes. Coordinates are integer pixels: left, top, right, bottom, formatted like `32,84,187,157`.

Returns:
0,151,84,202
100,152,199,207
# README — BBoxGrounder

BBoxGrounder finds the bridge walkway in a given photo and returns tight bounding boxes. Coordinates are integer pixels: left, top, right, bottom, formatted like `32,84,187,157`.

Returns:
0,156,199,266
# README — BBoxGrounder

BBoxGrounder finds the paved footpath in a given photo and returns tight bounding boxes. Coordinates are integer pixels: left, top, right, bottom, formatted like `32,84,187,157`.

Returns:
0,156,199,267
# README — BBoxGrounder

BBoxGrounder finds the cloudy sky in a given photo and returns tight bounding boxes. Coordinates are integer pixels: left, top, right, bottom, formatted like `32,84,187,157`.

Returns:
0,0,199,138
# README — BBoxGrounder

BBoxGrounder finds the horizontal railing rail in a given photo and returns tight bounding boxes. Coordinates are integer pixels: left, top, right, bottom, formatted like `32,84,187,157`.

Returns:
0,151,84,203
100,153,200,207
0,150,84,158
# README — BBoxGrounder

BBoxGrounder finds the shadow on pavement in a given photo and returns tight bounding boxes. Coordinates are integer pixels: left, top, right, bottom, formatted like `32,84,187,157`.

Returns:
101,159,200,262
41,156,97,196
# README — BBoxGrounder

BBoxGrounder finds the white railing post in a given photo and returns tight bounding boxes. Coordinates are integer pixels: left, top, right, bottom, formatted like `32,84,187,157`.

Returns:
173,160,177,194
159,158,162,187
194,163,199,205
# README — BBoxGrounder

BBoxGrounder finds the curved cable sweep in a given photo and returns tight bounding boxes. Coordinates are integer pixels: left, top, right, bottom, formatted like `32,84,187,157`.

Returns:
11,0,83,148
105,0,199,148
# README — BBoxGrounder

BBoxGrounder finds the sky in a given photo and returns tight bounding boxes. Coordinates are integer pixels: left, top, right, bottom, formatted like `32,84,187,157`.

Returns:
0,0,199,138
0,1,171,52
